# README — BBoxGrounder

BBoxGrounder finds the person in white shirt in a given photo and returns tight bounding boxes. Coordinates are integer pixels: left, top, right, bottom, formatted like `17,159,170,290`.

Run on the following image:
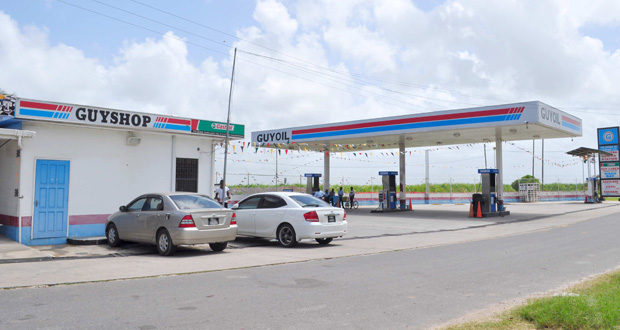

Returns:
314,189,325,199
214,180,231,207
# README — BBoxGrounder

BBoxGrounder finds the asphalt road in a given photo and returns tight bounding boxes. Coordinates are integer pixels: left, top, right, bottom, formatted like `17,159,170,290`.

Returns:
2,211,620,330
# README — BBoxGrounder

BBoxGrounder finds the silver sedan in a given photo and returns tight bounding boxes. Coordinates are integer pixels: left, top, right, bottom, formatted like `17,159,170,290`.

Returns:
106,192,237,256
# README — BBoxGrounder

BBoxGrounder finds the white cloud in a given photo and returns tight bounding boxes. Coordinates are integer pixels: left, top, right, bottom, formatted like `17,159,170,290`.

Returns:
0,12,230,121
253,0,299,41
2,0,620,184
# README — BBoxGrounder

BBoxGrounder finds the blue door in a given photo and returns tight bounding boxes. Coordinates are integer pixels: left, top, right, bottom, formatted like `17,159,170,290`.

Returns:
33,160,70,239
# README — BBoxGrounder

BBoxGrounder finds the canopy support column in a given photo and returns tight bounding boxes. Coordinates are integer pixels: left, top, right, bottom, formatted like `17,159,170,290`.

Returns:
495,134,504,208
324,151,330,192
399,142,407,209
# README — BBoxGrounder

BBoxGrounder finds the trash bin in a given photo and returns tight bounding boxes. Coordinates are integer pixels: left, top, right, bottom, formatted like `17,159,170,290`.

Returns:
472,193,484,217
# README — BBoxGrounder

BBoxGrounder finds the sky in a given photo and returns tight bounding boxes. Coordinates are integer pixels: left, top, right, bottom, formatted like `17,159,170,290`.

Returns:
1,0,620,187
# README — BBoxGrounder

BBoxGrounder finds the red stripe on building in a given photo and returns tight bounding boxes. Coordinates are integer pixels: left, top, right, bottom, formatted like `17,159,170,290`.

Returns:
562,115,580,126
0,214,18,226
166,118,191,125
1,214,107,227
0,215,32,227
20,100,58,111
293,108,517,135
69,214,109,225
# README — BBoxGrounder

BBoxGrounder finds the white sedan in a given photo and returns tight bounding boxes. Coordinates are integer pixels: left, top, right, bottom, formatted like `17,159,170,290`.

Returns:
231,192,347,247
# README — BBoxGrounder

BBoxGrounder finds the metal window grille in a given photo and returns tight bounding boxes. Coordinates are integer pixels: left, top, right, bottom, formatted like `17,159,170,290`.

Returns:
176,158,198,192
519,183,540,202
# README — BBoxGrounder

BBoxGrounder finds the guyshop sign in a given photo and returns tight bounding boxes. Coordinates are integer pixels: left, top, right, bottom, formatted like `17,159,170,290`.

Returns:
16,98,246,137
76,107,152,127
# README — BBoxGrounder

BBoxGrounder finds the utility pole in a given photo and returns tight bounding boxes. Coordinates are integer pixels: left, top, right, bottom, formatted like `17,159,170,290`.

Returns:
222,48,237,206
275,148,279,191
449,177,453,203
425,149,430,204
371,177,374,204
532,138,535,178
542,139,545,188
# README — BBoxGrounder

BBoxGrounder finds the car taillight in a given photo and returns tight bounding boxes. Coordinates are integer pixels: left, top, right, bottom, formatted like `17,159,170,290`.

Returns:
230,212,237,225
304,211,319,222
179,215,196,228
343,210,347,221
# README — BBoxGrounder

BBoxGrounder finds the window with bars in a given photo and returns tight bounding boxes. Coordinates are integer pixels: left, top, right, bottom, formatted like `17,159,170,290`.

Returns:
176,158,198,192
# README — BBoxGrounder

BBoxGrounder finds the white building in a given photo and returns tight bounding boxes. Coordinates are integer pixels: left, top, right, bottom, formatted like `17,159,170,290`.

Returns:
0,95,244,245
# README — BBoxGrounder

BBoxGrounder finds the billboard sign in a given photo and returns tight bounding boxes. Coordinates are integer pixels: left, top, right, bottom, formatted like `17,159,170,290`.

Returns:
602,180,620,195
600,145,619,162
598,127,619,145
0,94,16,116
598,127,620,197
601,163,620,179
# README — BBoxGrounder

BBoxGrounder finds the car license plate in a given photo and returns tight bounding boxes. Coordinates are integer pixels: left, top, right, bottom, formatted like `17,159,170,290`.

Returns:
208,218,219,225
328,215,335,223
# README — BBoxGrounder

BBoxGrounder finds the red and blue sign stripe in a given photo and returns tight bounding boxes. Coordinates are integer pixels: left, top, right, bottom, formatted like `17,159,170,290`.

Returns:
562,115,580,131
154,117,191,132
19,101,72,119
292,107,525,141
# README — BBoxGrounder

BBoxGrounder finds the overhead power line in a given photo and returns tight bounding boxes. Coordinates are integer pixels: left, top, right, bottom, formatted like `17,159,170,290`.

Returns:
69,0,517,108
56,0,620,116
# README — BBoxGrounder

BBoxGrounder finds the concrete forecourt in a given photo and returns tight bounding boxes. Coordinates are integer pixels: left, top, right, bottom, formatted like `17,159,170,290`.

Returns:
1,201,619,289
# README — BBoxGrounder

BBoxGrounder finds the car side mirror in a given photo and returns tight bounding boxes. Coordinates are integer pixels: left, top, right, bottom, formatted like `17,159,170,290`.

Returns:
231,204,239,210
119,205,128,212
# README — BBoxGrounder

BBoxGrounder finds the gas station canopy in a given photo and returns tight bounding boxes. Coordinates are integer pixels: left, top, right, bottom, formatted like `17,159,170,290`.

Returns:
252,101,582,150
251,100,582,212
566,147,612,158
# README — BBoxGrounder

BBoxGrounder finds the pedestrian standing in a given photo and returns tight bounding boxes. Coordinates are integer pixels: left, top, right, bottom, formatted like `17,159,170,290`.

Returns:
349,187,355,209
214,180,231,207
329,188,335,206
338,187,344,207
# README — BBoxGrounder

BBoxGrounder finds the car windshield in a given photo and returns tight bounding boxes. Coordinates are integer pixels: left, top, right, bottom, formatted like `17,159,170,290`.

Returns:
170,194,222,210
289,195,330,207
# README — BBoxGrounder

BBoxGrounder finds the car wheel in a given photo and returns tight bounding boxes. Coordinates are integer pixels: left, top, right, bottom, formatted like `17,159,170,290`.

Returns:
315,238,333,245
106,224,122,247
209,242,228,252
277,224,298,248
157,229,176,256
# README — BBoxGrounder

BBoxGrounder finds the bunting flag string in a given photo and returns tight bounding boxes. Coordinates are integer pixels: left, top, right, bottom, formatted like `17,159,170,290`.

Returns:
212,140,581,169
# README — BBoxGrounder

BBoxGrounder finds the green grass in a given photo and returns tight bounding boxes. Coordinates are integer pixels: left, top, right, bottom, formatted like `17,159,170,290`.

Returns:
443,270,620,330
232,183,516,193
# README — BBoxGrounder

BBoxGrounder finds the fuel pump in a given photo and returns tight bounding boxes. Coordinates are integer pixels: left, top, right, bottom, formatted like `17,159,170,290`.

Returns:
304,173,321,194
379,171,397,210
475,169,508,217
